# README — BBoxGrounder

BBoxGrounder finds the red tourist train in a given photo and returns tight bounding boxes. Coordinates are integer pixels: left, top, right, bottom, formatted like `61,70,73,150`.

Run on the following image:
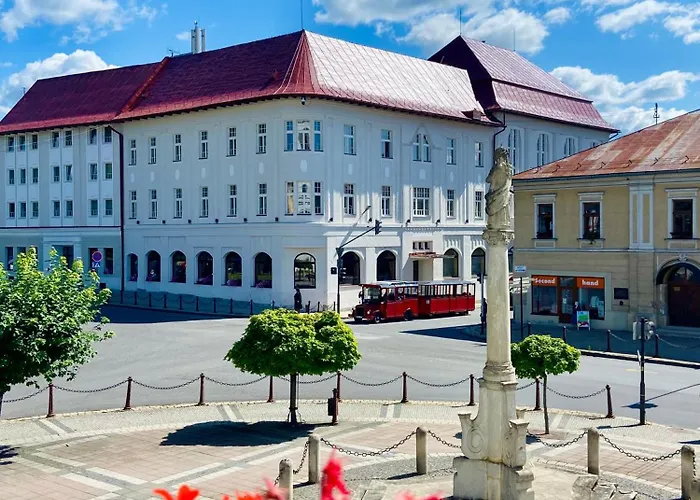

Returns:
351,280,476,323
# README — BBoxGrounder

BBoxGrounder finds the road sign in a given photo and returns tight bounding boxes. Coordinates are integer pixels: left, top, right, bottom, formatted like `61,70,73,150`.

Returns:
514,265,527,273
92,261,101,270
330,267,338,275
92,251,103,263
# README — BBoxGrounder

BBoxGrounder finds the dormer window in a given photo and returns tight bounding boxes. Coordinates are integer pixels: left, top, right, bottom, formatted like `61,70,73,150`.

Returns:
564,137,578,157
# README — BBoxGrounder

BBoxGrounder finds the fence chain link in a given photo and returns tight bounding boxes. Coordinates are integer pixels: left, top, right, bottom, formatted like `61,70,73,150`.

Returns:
427,430,461,449
657,336,700,350
547,385,606,399
320,430,416,457
298,374,336,385
516,380,536,391
54,380,127,393
600,434,682,462
610,332,631,343
406,375,469,388
132,377,199,390
293,441,309,475
205,376,267,387
527,430,586,448
4,386,48,403
341,374,402,387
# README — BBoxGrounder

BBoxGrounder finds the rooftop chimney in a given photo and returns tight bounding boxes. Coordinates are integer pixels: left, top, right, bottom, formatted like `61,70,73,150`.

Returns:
191,21,206,54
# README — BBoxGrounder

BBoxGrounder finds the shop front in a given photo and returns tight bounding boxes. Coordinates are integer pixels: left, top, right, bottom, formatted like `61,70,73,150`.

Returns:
530,274,606,326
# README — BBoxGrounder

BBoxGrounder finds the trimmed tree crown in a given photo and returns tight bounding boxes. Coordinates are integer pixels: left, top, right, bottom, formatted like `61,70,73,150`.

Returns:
510,334,580,380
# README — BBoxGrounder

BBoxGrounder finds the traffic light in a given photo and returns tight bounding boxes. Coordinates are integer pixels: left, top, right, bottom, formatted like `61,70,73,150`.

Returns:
374,219,382,235
339,267,347,279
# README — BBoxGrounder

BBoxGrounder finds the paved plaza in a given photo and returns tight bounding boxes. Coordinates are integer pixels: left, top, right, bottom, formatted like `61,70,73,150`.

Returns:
0,400,695,499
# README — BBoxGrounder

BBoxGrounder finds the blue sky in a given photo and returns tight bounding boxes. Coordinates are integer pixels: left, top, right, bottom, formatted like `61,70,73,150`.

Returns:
0,0,698,133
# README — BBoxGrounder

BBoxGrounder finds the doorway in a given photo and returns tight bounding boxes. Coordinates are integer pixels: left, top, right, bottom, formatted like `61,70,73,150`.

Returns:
558,277,576,324
659,262,700,327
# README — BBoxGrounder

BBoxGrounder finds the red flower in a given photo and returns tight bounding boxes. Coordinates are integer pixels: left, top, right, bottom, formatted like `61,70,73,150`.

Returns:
263,478,287,500
154,485,200,500
395,493,444,500
321,452,350,500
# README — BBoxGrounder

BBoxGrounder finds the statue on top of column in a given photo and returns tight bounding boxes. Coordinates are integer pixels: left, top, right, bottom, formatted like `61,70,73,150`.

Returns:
485,147,514,231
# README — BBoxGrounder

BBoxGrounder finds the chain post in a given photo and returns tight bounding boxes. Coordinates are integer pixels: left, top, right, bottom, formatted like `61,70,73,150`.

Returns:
213,298,217,314
250,299,253,316
606,330,611,352
331,388,339,425
308,434,321,484
468,374,475,406
562,326,567,344
197,373,205,406
267,376,274,403
179,295,183,310
654,334,659,358
120,289,124,303
278,459,293,500
230,298,233,314
605,384,614,418
272,300,275,309
148,292,152,307
527,322,531,337
336,371,342,401
123,376,133,410
534,377,541,411
416,427,427,475
134,291,138,306
195,296,199,312
306,301,310,314
164,293,167,309
317,301,320,312
46,383,55,418
401,372,408,403
682,445,695,499
587,428,600,475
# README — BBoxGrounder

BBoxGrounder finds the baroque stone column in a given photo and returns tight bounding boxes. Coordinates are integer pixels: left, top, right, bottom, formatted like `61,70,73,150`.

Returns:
453,148,534,500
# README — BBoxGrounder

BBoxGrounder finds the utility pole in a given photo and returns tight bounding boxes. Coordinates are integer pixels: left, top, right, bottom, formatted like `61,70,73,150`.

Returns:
335,217,381,314
639,316,646,425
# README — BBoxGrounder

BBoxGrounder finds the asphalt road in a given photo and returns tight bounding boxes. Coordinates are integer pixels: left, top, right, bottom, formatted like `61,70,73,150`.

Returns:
3,306,700,430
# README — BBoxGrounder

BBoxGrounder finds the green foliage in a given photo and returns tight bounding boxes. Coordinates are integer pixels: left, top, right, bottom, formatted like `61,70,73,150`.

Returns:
225,309,361,377
0,248,113,395
511,334,580,380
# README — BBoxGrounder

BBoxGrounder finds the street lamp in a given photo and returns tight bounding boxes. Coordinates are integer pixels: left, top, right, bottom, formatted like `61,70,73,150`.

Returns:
633,316,655,425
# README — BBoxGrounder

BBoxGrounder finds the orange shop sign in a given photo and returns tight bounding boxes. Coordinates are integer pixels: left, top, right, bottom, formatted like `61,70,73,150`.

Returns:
577,277,605,289
532,275,558,287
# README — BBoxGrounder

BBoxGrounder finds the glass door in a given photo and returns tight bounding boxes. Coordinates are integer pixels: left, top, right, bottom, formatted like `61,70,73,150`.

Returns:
558,277,576,324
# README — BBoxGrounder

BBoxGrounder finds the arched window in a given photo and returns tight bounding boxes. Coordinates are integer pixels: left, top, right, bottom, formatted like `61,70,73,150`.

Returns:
146,251,160,282
224,252,242,287
376,250,396,281
471,248,485,278
294,253,316,289
128,254,138,282
196,252,213,285
443,249,459,278
254,253,272,288
340,252,361,285
171,251,187,283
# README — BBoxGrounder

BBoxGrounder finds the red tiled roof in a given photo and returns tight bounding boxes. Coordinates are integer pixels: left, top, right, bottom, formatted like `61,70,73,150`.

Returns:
1,31,493,134
514,110,700,181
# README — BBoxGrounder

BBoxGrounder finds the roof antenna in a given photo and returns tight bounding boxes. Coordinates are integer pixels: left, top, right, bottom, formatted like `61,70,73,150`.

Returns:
22,87,26,95
300,0,304,29
459,8,463,36
513,29,516,52
653,103,660,125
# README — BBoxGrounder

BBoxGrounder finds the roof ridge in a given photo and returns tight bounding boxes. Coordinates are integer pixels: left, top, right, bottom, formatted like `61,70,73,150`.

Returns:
492,78,593,104
277,31,317,95
118,57,170,115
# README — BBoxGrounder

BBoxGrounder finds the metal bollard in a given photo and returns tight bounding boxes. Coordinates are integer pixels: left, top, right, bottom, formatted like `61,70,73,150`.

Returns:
47,383,55,418
197,373,205,406
587,428,600,475
134,291,138,305
306,301,310,314
682,445,695,499
605,385,614,418
149,292,152,308
562,326,567,344
468,374,475,406
267,376,274,403
278,459,293,500
195,296,199,312
534,377,542,411
654,334,659,358
527,322,531,337
401,372,408,403
331,388,339,425
230,298,233,315
120,289,124,303
213,298,217,314
179,295,183,310
250,299,253,316
317,301,320,312
123,377,133,410
272,300,275,309
336,371,342,401
606,330,611,352
164,293,167,309
416,427,427,475
308,434,321,484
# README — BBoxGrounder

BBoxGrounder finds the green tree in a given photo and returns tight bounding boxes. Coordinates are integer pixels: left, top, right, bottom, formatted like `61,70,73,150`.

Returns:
511,335,580,434
0,248,113,415
225,308,361,425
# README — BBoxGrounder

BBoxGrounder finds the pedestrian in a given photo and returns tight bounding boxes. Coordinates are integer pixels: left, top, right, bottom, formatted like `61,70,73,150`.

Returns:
294,287,303,313
572,301,579,326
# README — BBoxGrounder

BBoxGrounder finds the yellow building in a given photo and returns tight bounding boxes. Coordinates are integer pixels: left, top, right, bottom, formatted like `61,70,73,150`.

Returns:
512,110,700,332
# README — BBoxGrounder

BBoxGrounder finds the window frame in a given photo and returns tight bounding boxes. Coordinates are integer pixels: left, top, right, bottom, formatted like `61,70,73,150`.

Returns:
51,132,60,149
564,136,579,157
19,201,27,219
579,192,604,240
343,125,356,155
412,187,431,217
227,127,237,157
8,202,16,219
19,168,26,185
284,121,294,152
89,199,98,218
257,183,268,216
474,190,484,220
314,182,323,215
104,162,113,180
89,163,98,181
381,185,392,218
18,135,26,152
129,191,137,220
31,134,38,150
297,120,311,151
7,169,14,185
52,166,60,183
199,131,209,160
65,200,73,218
446,189,456,218
228,184,238,217
313,121,323,152
149,189,158,219
446,138,456,165
174,188,183,219
506,128,523,172
667,189,697,240
104,198,113,217
474,141,484,167
536,132,552,167
89,128,97,145
64,164,73,183
7,136,15,152
381,129,393,159
257,124,267,154
31,201,39,218
64,130,73,148
31,167,38,184
533,194,556,240
148,137,157,164
104,128,112,144
343,183,356,216
200,186,209,218
129,139,137,165
173,134,182,162
294,253,316,289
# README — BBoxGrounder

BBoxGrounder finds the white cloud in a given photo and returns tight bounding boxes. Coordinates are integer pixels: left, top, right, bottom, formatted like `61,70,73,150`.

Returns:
596,0,682,33
602,105,689,133
175,30,189,41
0,49,116,117
0,61,13,68
0,0,163,42
312,0,480,25
544,6,571,24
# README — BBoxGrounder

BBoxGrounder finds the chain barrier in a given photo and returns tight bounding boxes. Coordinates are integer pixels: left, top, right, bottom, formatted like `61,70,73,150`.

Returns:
527,430,586,448
3,386,48,403
657,337,700,350
298,374,337,385
341,373,402,387
205,376,267,387
406,375,469,388
427,430,461,449
54,380,128,393
600,434,682,462
321,430,416,457
547,385,606,399
610,332,630,343
293,441,309,475
516,380,536,391
132,377,199,390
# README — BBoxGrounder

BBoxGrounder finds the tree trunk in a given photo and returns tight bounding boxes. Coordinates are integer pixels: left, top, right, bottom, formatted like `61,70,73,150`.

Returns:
543,375,549,435
289,373,298,426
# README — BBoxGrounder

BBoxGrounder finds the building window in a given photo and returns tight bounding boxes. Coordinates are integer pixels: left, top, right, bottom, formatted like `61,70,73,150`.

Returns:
413,134,430,162
257,183,267,216
564,137,578,157
31,134,38,150
52,166,60,183
227,127,237,157
294,253,316,289
285,121,294,152
64,130,72,147
314,121,322,152
199,131,208,159
64,164,73,182
446,189,455,218
196,252,213,285
149,189,158,219
146,251,161,282
128,254,138,281
224,252,242,286
19,168,26,185
65,200,73,218
536,133,551,167
257,124,267,154
7,136,14,152
19,202,26,219
343,125,356,155
422,135,431,162
104,248,114,275
8,202,15,219
507,129,522,171
582,202,601,240
314,182,323,215
89,128,97,145
149,137,157,164
537,203,554,239
446,138,456,165
381,129,392,159
297,181,312,215
31,167,38,184
413,187,431,217
475,190,484,220
104,128,112,144
31,201,39,218
254,252,272,288
52,200,60,217
129,191,137,219
343,183,355,216
7,169,14,185
6,247,14,270
174,188,183,219
51,132,59,148
531,276,558,316
200,186,209,218
381,185,392,217
228,185,237,217
443,249,459,278
18,135,26,152
89,199,98,217
171,251,187,283
104,199,113,217
672,199,693,239
286,182,296,215
173,134,182,162
129,139,137,165
89,163,98,181
104,162,113,180
297,120,311,151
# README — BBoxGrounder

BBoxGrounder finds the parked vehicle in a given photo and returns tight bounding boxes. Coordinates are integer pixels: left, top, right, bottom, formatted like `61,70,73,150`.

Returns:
416,281,476,317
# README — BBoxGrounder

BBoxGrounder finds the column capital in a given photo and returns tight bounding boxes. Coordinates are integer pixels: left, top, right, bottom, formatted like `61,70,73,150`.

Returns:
482,229,514,247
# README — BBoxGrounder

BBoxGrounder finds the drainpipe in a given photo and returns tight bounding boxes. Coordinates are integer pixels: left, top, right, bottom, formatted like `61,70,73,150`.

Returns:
491,112,507,161
108,125,125,293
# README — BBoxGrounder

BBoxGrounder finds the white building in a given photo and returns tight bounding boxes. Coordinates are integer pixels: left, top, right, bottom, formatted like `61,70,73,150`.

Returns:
0,30,615,308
